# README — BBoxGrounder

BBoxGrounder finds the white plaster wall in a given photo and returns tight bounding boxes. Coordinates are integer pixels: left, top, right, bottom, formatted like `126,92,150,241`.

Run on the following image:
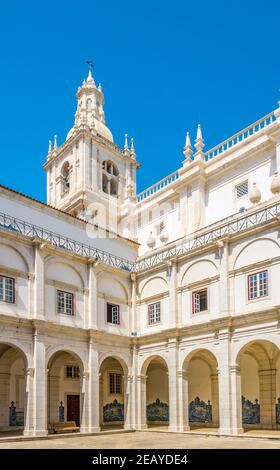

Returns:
146,363,168,405
206,152,274,226
188,359,212,403
240,354,259,402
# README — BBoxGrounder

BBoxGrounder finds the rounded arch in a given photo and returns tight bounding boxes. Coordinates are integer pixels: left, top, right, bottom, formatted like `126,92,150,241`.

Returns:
0,242,30,273
140,276,168,300
102,160,119,176
182,347,219,372
0,342,28,370
97,275,129,302
98,352,129,374
46,346,86,372
233,238,280,270
139,353,170,375
234,339,280,368
180,259,218,287
45,258,85,288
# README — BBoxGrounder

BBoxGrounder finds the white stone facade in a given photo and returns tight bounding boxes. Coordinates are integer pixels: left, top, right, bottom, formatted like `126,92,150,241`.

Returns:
1,67,280,436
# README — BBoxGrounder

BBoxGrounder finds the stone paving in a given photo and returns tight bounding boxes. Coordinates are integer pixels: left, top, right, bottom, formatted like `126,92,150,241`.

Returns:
0,431,280,449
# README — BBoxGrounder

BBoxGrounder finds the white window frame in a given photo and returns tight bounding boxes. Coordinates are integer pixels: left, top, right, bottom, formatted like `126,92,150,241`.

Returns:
192,289,208,314
248,270,268,301
57,290,74,316
148,301,161,325
106,303,120,325
0,275,15,303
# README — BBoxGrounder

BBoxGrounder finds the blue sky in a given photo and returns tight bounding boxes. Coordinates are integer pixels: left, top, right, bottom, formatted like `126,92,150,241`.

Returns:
0,0,279,201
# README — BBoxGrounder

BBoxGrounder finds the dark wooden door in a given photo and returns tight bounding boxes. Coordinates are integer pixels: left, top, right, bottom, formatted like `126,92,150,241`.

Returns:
67,395,80,426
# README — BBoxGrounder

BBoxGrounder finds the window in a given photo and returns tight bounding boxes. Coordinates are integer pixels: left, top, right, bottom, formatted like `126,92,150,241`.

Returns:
61,162,70,195
0,275,15,303
57,290,74,315
192,289,208,314
248,270,268,300
236,180,248,199
148,302,161,325
66,365,79,379
109,373,122,394
102,160,119,196
107,303,120,325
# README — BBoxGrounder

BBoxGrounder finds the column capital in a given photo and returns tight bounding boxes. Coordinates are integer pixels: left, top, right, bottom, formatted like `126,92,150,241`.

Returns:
136,374,147,383
230,365,241,375
177,369,188,380
24,367,35,377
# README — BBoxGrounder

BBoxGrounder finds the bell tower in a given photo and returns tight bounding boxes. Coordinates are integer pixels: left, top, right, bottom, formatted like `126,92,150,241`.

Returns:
43,64,139,234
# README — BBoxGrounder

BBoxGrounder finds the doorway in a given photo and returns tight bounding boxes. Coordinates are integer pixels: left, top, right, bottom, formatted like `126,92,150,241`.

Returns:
67,395,80,426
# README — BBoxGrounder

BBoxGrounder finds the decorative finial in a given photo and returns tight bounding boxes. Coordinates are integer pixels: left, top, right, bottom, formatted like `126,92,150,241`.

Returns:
183,131,193,159
54,135,58,150
130,137,136,159
124,133,130,157
98,83,102,92
195,124,205,152
48,140,52,154
124,133,128,150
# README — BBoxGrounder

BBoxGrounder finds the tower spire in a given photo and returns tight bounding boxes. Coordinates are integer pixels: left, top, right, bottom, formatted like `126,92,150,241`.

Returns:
86,59,95,86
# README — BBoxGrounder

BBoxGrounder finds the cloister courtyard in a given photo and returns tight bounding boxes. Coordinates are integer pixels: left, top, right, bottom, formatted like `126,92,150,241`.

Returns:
0,430,280,449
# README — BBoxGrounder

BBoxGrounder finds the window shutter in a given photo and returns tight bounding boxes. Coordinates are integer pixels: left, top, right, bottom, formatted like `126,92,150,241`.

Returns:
117,305,120,325
107,303,111,323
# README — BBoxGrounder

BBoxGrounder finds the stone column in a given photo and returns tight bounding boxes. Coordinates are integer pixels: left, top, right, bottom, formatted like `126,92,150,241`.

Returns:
217,239,230,316
130,274,137,335
168,339,179,432
29,332,47,436
23,368,33,434
123,374,133,430
88,261,98,329
167,261,178,329
259,368,277,429
211,373,219,427
136,374,147,430
83,341,100,433
217,333,232,435
230,365,243,435
0,372,10,427
33,243,45,319
130,345,138,429
177,370,190,432
48,375,60,424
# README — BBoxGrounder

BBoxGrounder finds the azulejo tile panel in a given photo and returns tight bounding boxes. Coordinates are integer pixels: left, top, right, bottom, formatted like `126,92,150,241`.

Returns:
147,398,169,422
103,399,124,422
242,396,260,424
188,397,212,423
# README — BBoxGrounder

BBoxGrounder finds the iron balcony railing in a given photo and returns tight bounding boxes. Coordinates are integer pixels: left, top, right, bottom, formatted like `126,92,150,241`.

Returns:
0,212,135,272
135,200,280,271
1,199,280,273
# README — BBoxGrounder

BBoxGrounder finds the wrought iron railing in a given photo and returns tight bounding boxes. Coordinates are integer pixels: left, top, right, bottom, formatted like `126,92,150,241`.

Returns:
1,198,280,273
0,212,135,272
135,200,280,271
